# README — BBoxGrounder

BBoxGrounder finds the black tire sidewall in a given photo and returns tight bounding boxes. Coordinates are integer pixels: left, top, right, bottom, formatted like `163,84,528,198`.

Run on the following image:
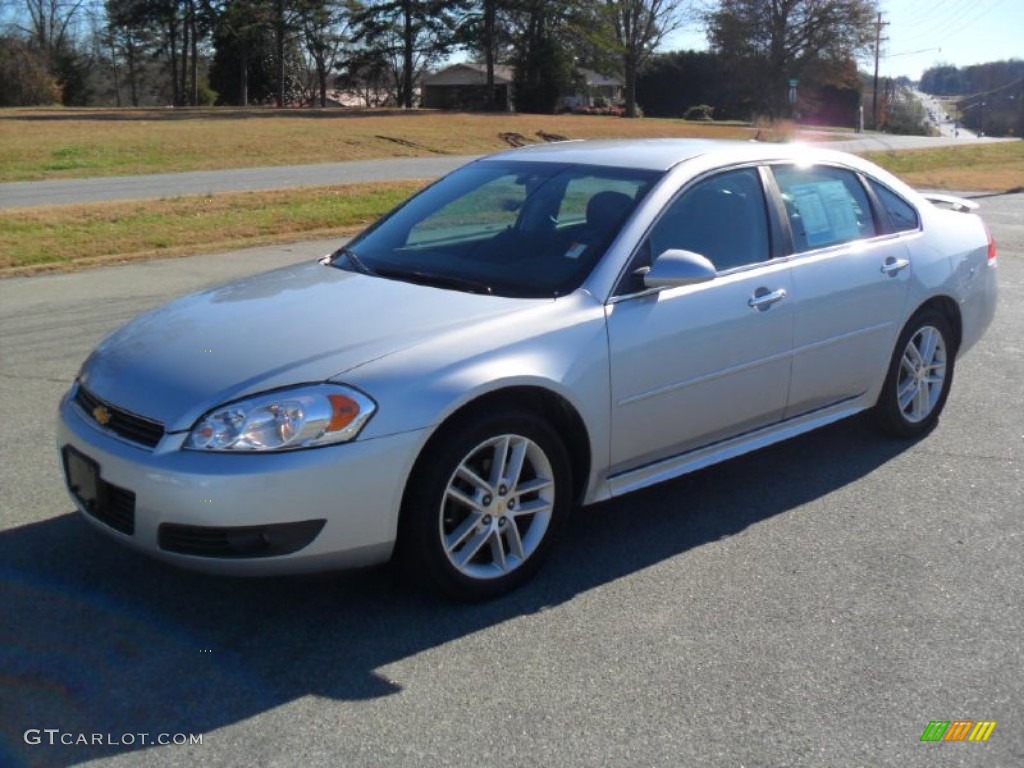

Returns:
398,409,573,601
874,309,956,438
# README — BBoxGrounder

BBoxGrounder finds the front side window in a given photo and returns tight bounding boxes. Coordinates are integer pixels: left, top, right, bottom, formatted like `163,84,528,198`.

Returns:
772,165,877,252
646,167,771,272
338,161,661,298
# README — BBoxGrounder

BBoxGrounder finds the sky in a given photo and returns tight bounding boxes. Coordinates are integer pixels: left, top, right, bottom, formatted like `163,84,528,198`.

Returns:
660,0,1024,82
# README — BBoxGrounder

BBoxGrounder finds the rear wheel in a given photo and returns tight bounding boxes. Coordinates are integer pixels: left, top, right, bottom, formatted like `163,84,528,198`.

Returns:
872,309,955,437
398,410,572,600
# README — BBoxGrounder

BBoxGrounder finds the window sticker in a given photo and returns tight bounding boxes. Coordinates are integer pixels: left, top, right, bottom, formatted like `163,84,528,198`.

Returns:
563,242,588,260
789,180,861,247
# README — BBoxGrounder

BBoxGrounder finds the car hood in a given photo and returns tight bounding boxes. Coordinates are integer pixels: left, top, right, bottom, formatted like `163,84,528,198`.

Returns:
78,261,544,432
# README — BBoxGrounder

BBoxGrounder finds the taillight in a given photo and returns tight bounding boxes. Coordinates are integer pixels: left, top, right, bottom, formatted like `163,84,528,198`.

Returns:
983,221,997,264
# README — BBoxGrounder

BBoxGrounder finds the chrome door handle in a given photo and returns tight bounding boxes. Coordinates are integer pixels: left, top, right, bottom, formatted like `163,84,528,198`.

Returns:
881,257,911,275
748,288,787,310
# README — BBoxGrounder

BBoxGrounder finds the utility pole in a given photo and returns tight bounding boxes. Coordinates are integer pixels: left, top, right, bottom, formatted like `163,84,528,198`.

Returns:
871,11,889,130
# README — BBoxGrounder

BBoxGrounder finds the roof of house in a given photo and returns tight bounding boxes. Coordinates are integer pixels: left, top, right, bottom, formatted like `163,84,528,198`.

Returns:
578,68,622,87
425,63,622,88
423,63,515,86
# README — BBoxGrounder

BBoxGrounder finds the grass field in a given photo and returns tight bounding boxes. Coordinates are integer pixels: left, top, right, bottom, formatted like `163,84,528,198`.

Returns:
0,108,769,182
864,141,1024,192
2,108,1021,275
0,181,424,273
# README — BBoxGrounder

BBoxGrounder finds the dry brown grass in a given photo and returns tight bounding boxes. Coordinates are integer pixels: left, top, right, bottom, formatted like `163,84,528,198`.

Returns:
865,141,1024,192
0,107,780,181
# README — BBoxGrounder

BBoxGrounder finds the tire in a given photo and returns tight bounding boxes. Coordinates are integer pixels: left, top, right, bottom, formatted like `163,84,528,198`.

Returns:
397,409,572,601
872,308,956,438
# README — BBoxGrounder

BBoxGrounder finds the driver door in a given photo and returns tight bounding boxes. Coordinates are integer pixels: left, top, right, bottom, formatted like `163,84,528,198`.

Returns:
605,167,794,477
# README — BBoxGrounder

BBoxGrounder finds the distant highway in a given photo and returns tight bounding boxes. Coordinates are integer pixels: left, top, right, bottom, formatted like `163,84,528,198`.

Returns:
911,88,978,139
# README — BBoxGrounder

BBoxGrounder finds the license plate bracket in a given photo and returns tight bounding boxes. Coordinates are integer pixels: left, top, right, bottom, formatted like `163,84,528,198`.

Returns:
63,445,102,513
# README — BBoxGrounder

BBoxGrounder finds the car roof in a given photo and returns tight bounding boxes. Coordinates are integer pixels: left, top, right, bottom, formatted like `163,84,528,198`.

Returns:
479,138,862,173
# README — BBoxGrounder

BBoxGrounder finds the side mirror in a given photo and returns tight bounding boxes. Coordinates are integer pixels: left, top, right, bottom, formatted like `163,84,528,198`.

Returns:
642,249,717,289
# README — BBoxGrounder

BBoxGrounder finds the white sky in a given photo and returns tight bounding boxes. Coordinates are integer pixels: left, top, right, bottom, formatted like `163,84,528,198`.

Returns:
660,0,1024,82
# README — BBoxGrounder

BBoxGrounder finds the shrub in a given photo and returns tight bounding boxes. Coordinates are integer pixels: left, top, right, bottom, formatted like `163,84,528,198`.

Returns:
684,104,714,121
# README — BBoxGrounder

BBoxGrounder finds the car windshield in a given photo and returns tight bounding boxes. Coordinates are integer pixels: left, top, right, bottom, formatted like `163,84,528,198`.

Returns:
334,160,662,298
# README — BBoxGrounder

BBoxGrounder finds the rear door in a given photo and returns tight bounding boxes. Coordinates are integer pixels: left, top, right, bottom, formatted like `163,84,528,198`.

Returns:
770,164,913,417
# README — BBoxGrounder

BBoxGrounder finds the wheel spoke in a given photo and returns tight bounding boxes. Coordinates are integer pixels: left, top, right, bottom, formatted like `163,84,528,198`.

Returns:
904,340,924,368
503,521,525,560
897,376,917,401
445,485,484,513
900,353,917,377
489,531,508,571
510,497,553,518
453,528,492,568
919,328,939,365
503,437,528,489
899,381,918,412
445,512,483,553
455,464,492,495
913,379,931,418
512,476,552,497
487,436,511,487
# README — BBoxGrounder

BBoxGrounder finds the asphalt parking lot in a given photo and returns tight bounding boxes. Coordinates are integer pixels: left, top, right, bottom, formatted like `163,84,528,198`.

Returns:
1,193,1021,767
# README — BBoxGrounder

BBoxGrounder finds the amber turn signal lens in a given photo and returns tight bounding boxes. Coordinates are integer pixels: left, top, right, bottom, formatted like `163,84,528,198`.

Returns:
327,394,360,432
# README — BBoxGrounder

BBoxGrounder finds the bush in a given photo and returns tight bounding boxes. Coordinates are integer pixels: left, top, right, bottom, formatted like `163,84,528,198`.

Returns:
684,104,714,121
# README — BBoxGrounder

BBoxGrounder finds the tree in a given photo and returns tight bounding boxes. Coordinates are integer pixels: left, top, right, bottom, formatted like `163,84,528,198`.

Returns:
509,3,573,113
604,0,687,118
707,0,876,119
348,0,466,108
0,34,60,104
456,0,507,109
501,0,607,114
298,0,348,106
636,49,726,118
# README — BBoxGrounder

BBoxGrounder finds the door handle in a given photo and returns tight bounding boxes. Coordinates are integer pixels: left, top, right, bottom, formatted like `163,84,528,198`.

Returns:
748,287,787,310
881,257,911,275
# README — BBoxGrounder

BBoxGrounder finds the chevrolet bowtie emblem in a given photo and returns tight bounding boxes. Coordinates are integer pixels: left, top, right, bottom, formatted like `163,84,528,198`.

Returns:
92,405,111,426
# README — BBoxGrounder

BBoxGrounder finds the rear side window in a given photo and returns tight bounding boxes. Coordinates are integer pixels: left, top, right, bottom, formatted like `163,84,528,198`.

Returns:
772,165,876,252
869,180,920,232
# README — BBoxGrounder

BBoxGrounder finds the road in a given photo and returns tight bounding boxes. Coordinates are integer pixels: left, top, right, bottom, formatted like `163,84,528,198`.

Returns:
0,133,1013,210
0,155,476,209
911,89,979,139
0,194,1021,767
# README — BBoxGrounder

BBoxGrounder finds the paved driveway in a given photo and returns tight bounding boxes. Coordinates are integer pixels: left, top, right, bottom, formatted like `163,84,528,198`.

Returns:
0,195,1021,767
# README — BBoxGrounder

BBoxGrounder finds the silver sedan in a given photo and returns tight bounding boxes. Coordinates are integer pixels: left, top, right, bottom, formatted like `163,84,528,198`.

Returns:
57,139,998,600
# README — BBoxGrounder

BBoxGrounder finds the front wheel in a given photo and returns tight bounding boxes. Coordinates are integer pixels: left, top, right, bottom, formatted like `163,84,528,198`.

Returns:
872,309,956,438
398,410,572,601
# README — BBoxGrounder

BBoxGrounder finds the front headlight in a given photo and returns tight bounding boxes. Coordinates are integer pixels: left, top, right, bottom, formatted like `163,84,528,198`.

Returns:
184,384,376,452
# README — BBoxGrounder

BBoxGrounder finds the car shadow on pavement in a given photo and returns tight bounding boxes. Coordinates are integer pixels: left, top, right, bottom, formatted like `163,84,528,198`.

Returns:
0,415,911,767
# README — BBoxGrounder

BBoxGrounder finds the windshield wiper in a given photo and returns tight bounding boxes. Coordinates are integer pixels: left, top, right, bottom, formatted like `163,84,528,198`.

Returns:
374,267,493,295
329,246,377,276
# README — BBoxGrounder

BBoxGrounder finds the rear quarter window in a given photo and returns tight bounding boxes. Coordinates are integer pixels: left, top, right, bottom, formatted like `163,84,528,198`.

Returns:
869,180,920,233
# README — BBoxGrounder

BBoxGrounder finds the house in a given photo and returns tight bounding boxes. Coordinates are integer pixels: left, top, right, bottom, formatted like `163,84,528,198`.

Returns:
560,69,624,110
421,63,514,111
422,63,624,112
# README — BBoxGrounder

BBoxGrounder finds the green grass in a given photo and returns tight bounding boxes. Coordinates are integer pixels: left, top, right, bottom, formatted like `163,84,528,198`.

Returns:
0,181,425,272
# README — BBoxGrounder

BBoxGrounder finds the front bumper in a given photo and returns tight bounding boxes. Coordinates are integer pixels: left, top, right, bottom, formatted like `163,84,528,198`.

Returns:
57,388,426,575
